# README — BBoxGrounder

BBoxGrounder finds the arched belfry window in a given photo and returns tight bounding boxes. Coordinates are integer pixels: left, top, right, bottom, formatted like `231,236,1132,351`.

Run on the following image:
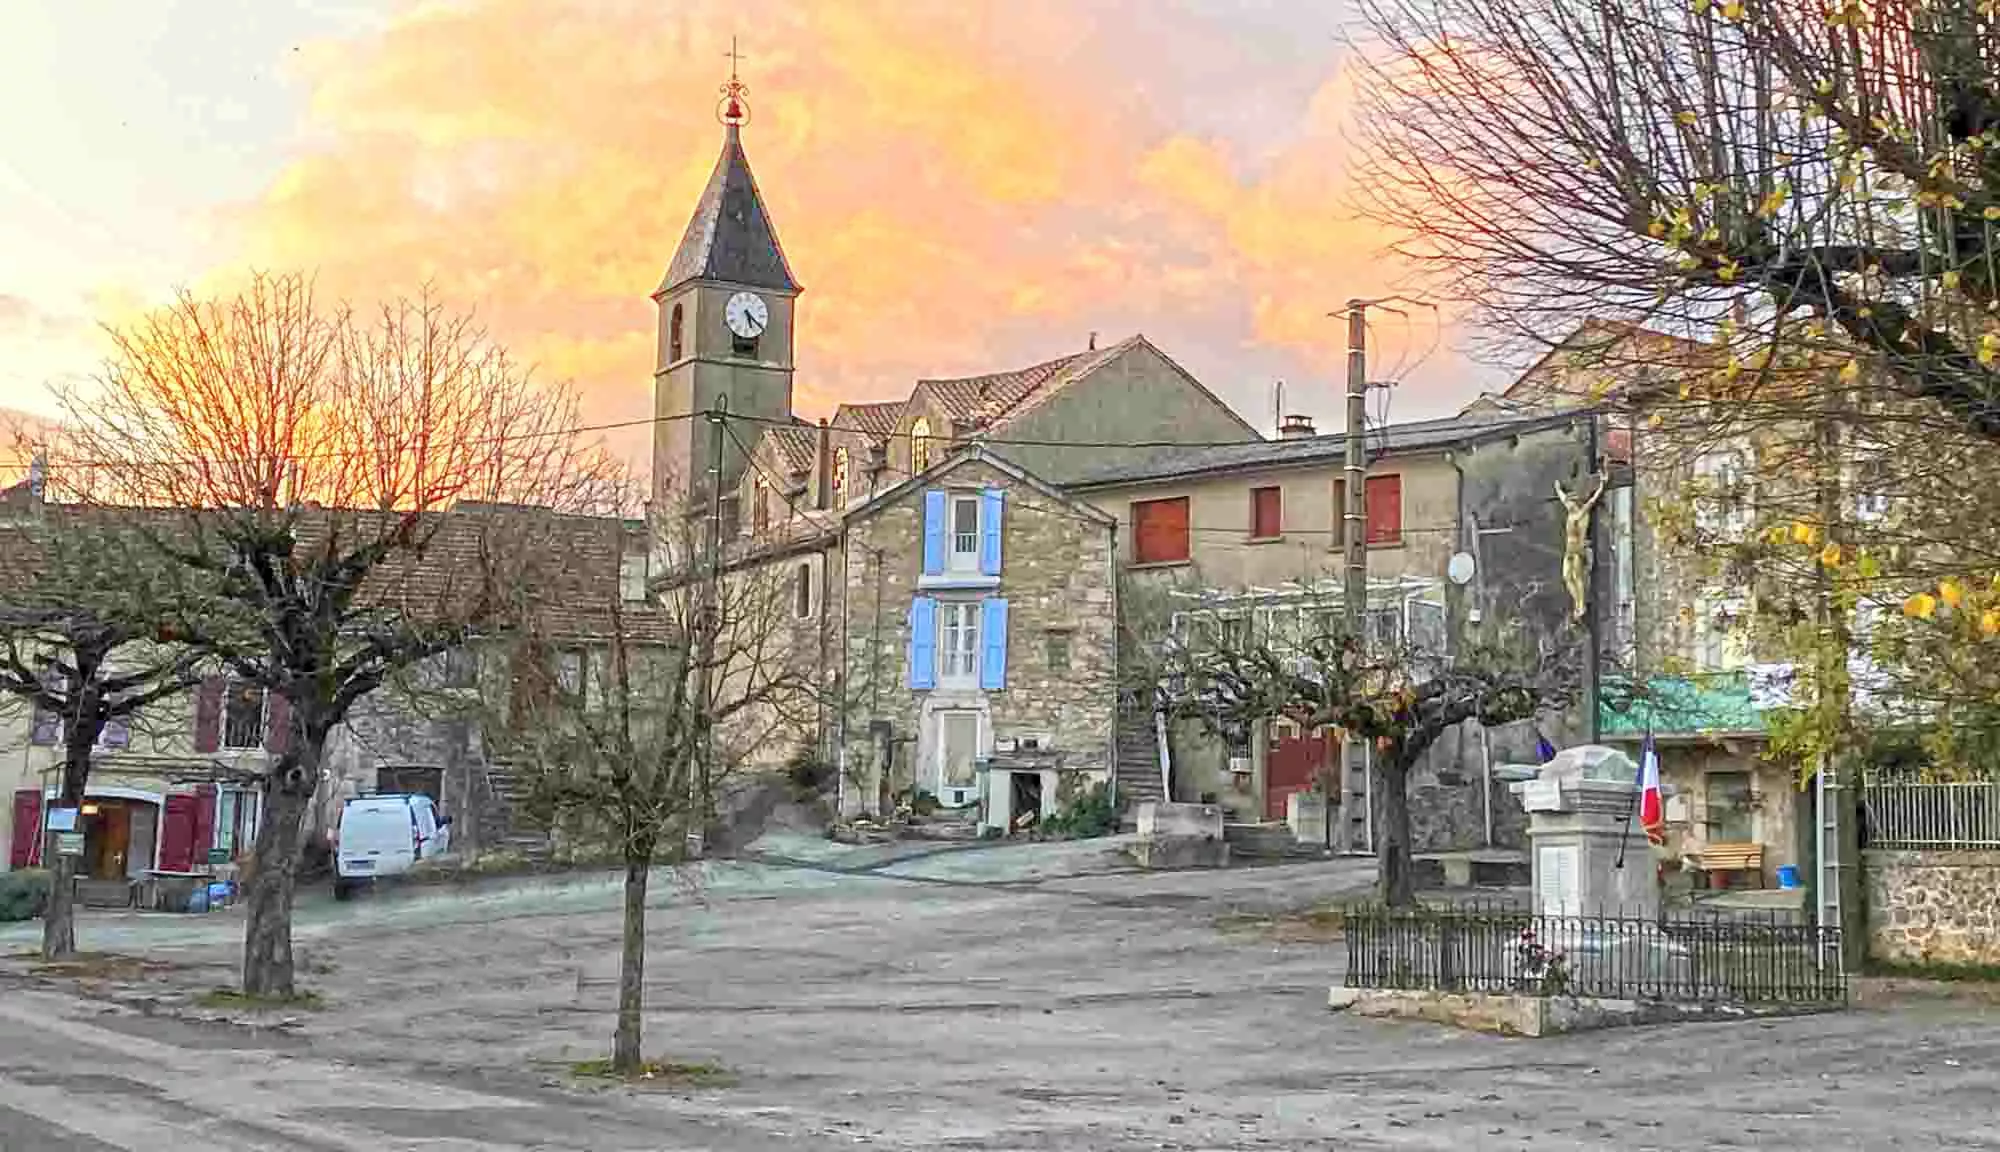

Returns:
669,302,685,363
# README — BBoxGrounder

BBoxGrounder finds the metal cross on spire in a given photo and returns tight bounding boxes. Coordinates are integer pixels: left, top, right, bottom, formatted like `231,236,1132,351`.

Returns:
717,35,751,127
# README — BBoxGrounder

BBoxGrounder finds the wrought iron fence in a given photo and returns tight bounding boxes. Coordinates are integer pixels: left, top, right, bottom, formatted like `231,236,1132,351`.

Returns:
1343,905,1845,1007
1862,781,2000,849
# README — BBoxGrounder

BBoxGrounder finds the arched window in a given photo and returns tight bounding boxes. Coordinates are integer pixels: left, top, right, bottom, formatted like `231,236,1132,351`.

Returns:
669,303,685,363
910,417,933,473
832,446,849,500
753,478,771,533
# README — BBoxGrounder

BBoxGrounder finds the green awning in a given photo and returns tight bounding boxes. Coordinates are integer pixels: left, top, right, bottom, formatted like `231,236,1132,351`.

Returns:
1598,672,1767,737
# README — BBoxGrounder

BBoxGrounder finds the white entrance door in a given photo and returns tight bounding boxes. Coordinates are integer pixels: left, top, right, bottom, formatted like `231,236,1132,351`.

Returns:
935,712,980,808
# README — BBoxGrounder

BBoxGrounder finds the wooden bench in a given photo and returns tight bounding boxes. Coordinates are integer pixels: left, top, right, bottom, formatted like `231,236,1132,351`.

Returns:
1695,842,1764,889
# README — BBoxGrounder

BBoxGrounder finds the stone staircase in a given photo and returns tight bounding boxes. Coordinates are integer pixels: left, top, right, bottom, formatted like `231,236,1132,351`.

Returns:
1224,820,1334,861
1114,701,1166,822
481,761,553,865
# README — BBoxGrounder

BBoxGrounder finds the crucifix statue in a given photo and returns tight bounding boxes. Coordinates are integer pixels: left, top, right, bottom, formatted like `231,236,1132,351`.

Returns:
1554,473,1608,622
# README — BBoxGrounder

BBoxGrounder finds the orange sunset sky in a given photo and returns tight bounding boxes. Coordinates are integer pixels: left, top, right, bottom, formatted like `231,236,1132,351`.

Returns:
0,0,1497,470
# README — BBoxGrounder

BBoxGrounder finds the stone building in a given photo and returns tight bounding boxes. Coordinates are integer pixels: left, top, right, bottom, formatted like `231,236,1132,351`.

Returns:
837,449,1117,826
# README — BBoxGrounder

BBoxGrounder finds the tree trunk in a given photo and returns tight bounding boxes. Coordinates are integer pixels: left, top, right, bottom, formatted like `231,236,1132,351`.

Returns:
612,833,655,1074
40,847,78,960
241,753,315,999
1375,756,1415,907
43,725,96,960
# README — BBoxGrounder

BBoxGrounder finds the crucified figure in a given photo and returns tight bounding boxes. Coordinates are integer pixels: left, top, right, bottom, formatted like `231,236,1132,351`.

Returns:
1555,473,1608,622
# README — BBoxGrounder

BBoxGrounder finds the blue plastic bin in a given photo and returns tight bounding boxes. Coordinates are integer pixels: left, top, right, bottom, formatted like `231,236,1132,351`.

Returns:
1776,864,1801,889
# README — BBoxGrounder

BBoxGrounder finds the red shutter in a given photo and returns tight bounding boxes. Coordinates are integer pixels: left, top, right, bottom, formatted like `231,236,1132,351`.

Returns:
191,785,218,866
11,790,42,870
265,693,292,754
1250,487,1282,539
159,794,198,872
1365,475,1402,545
193,676,223,753
1133,497,1190,564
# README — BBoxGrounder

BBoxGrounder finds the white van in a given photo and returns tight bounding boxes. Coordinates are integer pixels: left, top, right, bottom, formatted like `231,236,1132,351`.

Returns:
332,793,451,899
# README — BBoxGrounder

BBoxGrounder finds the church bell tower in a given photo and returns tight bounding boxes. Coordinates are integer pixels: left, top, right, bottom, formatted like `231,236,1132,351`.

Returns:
652,50,800,513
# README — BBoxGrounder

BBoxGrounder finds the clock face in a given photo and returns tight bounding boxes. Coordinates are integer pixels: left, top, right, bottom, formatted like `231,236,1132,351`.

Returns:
725,291,770,339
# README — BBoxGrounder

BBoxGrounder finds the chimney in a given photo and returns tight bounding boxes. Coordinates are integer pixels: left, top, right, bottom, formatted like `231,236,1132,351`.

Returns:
811,418,832,511
1278,414,1317,439
1088,331,1098,351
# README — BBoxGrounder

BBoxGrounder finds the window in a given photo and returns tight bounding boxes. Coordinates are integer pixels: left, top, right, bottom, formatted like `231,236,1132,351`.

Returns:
794,562,814,620
832,446,849,502
1854,456,1891,522
555,650,585,697
940,601,980,683
1045,633,1071,671
733,331,759,359
753,479,772,533
1693,449,1752,535
1705,771,1754,842
1364,475,1402,545
910,417,933,473
949,493,980,570
1250,485,1282,539
1131,496,1190,564
1365,606,1403,652
668,302,684,362
438,647,480,689
620,552,649,603
223,680,266,750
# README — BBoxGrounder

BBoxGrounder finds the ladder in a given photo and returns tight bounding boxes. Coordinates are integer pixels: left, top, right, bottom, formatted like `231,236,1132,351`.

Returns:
1815,764,1843,968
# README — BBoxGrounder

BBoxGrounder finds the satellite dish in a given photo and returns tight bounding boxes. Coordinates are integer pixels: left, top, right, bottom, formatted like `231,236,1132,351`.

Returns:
1447,552,1476,585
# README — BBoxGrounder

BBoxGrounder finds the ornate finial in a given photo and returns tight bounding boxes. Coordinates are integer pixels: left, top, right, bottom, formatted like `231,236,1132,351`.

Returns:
718,36,750,127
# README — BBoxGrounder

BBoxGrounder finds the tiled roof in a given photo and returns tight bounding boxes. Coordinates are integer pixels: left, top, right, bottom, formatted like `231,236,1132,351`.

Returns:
833,401,903,443
657,125,799,296
0,503,674,645
919,337,1138,429
1065,412,1573,489
765,424,816,476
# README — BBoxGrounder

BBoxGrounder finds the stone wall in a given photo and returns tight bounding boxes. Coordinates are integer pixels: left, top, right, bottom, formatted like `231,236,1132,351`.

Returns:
1866,849,2000,966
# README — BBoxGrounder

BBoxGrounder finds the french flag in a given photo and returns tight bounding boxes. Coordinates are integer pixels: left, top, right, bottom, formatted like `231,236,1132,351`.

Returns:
1637,728,1665,842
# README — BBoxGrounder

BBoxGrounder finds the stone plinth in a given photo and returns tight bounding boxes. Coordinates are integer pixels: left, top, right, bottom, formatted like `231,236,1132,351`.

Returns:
1287,792,1329,846
1510,745,1659,919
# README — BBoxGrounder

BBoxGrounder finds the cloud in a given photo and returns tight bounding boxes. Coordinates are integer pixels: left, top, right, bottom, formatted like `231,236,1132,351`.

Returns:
219,0,1472,468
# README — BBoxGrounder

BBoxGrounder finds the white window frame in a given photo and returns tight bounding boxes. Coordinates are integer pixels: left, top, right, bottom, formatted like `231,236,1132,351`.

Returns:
947,492,982,572
1695,596,1749,672
939,600,981,686
1692,447,1753,537
620,552,650,603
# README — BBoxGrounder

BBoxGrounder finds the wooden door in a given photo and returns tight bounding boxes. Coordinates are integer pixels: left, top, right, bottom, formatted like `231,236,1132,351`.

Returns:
1265,724,1331,822
10,790,41,870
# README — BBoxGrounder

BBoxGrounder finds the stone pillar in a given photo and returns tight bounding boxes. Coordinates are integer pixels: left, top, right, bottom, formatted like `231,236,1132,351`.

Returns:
1511,745,1659,920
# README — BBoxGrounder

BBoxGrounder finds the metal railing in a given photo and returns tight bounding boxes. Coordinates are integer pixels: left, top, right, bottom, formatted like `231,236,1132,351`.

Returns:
1343,905,1845,1007
1862,781,2000,849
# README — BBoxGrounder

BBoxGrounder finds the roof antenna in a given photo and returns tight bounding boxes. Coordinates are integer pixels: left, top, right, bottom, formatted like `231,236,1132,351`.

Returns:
1088,331,1098,351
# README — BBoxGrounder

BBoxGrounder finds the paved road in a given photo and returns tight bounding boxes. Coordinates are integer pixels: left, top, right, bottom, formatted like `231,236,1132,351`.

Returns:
2,841,1999,1150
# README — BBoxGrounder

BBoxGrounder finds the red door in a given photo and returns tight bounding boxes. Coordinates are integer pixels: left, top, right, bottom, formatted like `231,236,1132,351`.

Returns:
10,790,42,869
1265,724,1332,821
158,794,199,873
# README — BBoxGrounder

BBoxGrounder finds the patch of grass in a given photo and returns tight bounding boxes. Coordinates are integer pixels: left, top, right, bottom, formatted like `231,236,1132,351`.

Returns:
568,1057,734,1086
194,987,326,1012
30,953,181,981
1217,904,1349,943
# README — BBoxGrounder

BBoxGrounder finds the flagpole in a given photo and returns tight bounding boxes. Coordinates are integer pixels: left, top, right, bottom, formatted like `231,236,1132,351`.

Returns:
1614,723,1650,870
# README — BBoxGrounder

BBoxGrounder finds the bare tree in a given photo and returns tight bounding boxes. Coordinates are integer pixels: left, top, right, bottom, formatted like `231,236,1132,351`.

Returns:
0,516,201,957
484,501,819,1075
46,273,611,998
1355,0,2000,442
1157,596,1567,905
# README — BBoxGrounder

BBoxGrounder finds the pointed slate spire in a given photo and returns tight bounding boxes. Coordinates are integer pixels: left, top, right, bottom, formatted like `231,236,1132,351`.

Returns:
657,123,800,297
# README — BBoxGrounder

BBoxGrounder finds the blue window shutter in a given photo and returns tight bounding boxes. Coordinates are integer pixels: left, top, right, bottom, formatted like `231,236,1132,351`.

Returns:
908,597,938,690
922,491,947,576
979,488,1005,576
979,598,1009,690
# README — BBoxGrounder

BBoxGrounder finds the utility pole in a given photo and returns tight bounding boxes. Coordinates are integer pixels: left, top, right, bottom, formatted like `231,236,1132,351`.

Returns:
689,395,727,858
1341,299,1370,854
